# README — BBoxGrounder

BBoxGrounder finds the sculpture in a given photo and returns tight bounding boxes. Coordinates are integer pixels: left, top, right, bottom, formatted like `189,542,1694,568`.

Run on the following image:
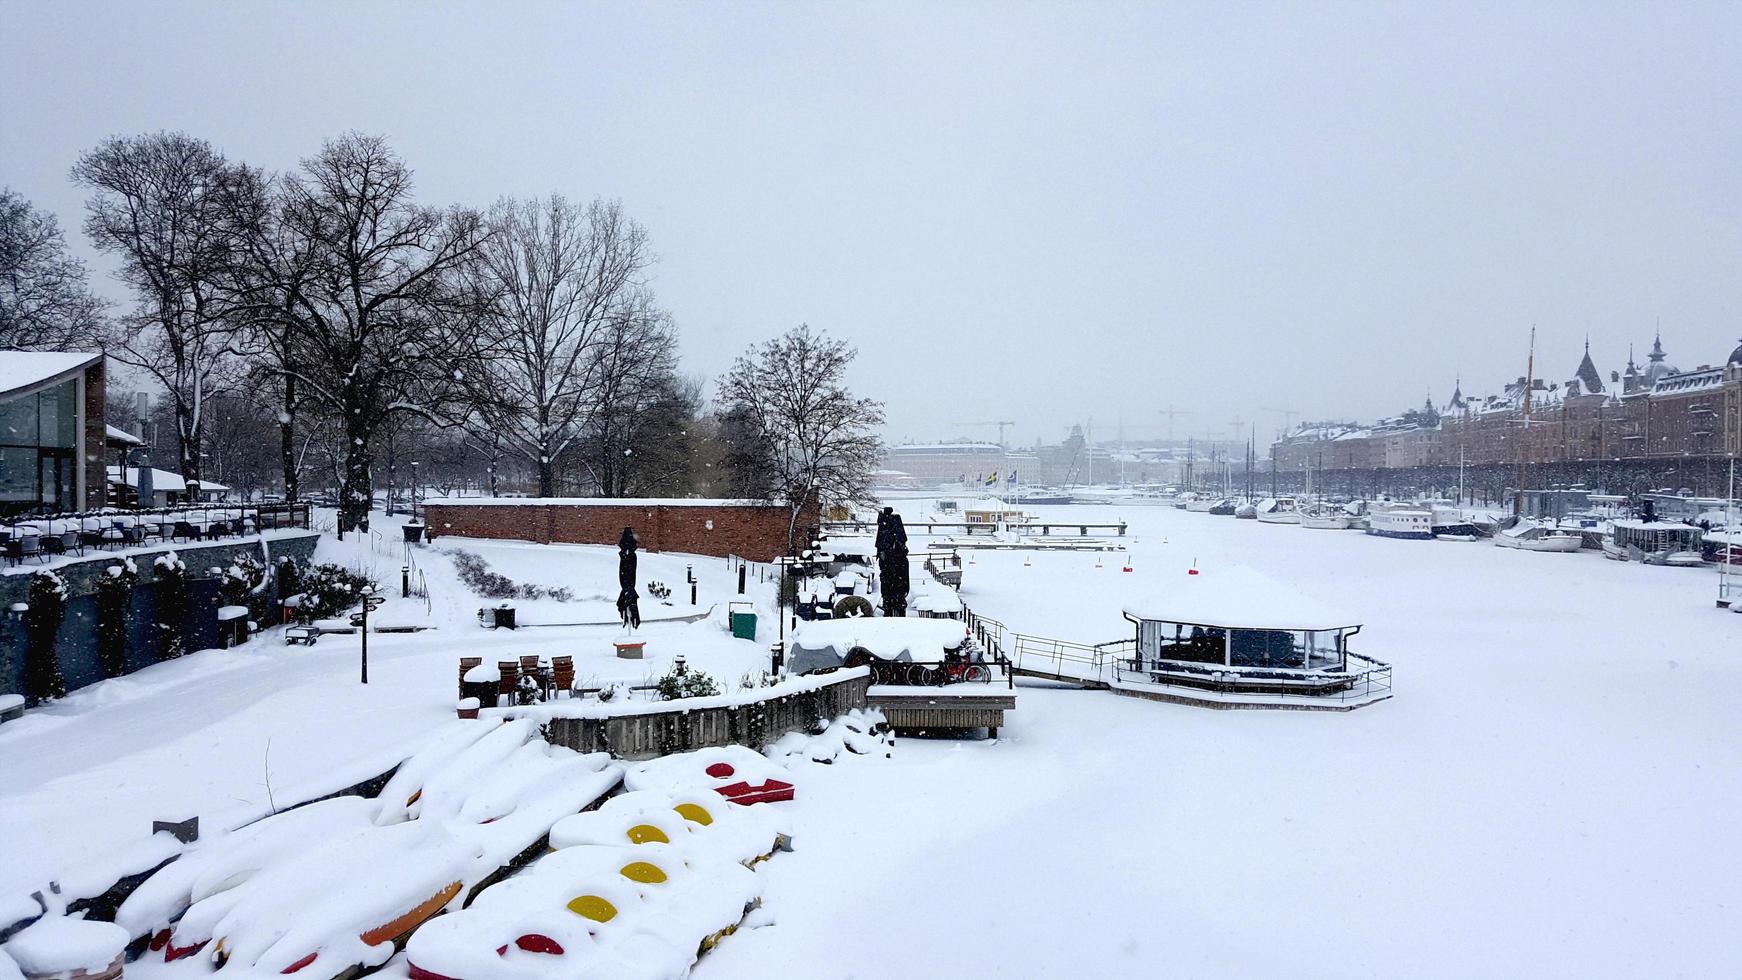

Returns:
617,526,642,629
875,506,909,617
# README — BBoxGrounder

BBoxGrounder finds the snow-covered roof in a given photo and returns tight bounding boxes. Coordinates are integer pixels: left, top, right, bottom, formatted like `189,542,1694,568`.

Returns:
1122,566,1357,631
104,466,229,492
0,350,101,400
105,425,142,446
789,618,967,659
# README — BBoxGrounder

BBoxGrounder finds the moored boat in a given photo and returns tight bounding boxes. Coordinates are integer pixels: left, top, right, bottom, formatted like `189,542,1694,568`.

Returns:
1494,518,1583,553
1299,508,1353,530
1365,506,1433,540
1602,520,1705,565
1254,496,1302,524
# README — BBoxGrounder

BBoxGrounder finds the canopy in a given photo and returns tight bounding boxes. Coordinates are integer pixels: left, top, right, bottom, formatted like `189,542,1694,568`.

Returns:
1122,565,1357,632
787,618,967,675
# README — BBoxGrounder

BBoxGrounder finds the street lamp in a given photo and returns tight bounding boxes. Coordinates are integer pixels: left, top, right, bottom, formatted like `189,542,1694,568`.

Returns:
410,461,421,519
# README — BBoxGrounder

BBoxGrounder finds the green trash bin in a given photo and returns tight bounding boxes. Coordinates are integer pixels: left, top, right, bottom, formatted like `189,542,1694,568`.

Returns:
729,602,757,641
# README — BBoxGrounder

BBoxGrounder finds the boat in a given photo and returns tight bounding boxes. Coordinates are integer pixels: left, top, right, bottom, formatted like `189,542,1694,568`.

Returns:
1429,504,1481,539
1234,501,1257,519
1207,498,1237,516
1493,518,1583,553
1299,507,1353,530
1365,505,1434,540
1254,496,1302,524
1602,520,1705,566
1183,494,1218,513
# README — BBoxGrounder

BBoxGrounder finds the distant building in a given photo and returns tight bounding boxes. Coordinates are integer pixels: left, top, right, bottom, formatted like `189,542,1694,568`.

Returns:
0,351,108,516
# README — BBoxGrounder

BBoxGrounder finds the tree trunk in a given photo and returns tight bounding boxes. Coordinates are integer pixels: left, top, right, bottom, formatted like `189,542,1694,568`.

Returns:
538,456,554,497
176,398,202,485
339,407,372,533
279,373,299,504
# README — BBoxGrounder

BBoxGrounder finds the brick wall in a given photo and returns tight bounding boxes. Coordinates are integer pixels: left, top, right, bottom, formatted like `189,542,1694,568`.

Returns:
422,499,817,561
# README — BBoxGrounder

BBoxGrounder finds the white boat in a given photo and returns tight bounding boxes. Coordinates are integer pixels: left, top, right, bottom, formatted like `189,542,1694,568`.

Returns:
1183,495,1218,513
1494,519,1583,553
1254,496,1302,524
1365,506,1433,540
1300,509,1353,530
1602,520,1705,566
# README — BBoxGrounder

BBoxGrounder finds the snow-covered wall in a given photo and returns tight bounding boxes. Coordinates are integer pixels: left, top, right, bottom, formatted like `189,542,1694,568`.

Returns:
0,531,320,700
423,499,818,562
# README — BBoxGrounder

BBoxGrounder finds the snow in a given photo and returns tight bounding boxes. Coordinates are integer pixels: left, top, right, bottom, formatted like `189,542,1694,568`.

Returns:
7,499,1739,977
104,424,143,446
1,913,125,975
693,498,1742,980
787,619,968,665
0,350,99,398
1120,564,1356,630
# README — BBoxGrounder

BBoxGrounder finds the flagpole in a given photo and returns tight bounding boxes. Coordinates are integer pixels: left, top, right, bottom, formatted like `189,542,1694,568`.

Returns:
1723,459,1735,607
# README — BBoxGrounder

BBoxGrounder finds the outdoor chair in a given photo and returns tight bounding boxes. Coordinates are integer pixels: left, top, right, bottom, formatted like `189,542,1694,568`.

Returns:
458,657,482,688
496,661,520,706
172,521,200,541
7,534,44,565
551,656,575,697
59,530,82,556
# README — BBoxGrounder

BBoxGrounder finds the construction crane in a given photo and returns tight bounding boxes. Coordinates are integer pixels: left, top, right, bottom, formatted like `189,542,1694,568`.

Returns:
1261,407,1301,440
957,420,1016,445
1158,406,1194,445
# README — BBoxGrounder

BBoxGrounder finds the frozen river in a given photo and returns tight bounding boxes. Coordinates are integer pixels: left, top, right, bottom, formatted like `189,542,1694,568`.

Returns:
701,501,1742,979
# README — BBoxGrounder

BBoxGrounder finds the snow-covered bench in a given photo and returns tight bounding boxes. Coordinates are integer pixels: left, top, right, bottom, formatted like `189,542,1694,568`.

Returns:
0,693,24,724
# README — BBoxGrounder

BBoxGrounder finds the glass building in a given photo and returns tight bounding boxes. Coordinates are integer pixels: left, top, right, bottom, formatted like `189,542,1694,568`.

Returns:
0,352,102,517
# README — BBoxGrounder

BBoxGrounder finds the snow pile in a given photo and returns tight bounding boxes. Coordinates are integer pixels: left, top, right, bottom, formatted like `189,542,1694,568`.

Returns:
1,914,126,977
404,807,766,980
763,708,891,765
624,745,799,807
786,619,968,674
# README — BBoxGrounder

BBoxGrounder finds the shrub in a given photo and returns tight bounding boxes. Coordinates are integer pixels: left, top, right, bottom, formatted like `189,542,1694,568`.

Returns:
96,558,139,679
154,551,191,660
23,570,69,702
450,549,575,601
654,666,721,701
646,581,672,601
220,554,265,608
282,559,374,622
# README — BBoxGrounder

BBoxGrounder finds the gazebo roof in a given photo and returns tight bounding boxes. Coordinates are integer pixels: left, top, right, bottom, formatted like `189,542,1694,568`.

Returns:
1122,566,1357,632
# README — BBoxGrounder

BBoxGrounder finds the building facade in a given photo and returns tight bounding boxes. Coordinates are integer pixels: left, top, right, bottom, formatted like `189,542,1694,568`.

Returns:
0,351,107,517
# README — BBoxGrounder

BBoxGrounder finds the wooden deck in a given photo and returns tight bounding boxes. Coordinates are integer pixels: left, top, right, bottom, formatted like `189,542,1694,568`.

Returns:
867,688,1016,737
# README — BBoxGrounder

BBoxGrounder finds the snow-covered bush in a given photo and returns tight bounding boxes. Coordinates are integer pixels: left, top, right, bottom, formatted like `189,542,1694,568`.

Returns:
23,570,69,702
153,551,191,659
285,560,374,621
450,550,574,601
96,558,139,679
654,666,721,701
219,554,265,608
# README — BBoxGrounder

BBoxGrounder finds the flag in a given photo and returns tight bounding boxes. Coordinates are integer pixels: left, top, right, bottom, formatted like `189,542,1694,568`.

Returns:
1006,470,1016,484
984,472,998,486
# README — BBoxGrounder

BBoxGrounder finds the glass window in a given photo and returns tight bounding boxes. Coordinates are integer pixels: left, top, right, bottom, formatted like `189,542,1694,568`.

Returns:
0,395,38,447
39,379,77,449
0,446,35,503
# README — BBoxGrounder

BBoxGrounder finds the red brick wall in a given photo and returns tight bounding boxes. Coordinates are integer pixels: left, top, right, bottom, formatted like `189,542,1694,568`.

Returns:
422,499,817,561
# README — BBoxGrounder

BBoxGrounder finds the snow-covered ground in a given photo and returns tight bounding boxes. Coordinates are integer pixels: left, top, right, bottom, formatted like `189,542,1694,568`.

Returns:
0,522,780,924
699,500,1742,979
5,501,1738,977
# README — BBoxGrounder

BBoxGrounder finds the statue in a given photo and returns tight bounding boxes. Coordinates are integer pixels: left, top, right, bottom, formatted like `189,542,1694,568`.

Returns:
875,506,910,617
617,526,641,629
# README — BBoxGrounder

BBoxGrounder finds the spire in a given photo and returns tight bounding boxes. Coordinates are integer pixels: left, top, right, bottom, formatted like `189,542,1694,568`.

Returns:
1648,331,1666,363
1574,343,1604,394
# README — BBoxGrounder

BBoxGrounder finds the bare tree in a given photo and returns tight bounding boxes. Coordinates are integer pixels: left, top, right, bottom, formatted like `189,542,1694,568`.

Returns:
576,303,692,496
271,133,490,532
716,324,884,554
73,132,251,485
471,196,653,496
0,189,107,350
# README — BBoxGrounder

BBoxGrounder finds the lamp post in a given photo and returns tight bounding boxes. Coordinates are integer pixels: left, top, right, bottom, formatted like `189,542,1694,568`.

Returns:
410,461,420,520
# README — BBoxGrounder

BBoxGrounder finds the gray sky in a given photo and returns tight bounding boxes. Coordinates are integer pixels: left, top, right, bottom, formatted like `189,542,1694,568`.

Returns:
4,1,1740,447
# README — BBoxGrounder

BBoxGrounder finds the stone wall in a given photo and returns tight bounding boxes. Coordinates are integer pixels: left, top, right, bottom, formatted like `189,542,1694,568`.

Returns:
0,532,320,699
423,499,817,562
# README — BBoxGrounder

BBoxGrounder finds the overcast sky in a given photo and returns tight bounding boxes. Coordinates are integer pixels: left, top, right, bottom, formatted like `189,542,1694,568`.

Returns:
3,1,1740,447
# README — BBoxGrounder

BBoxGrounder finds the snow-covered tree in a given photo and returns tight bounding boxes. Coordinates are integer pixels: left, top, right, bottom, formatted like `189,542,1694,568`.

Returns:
0,188,107,350
470,196,654,497
73,132,252,486
716,324,884,554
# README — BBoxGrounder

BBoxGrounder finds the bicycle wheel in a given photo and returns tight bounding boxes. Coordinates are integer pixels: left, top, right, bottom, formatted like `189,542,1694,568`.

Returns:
962,664,992,684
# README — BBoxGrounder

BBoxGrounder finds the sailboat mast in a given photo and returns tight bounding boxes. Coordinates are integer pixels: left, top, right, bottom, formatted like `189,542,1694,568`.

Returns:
1515,327,1536,516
